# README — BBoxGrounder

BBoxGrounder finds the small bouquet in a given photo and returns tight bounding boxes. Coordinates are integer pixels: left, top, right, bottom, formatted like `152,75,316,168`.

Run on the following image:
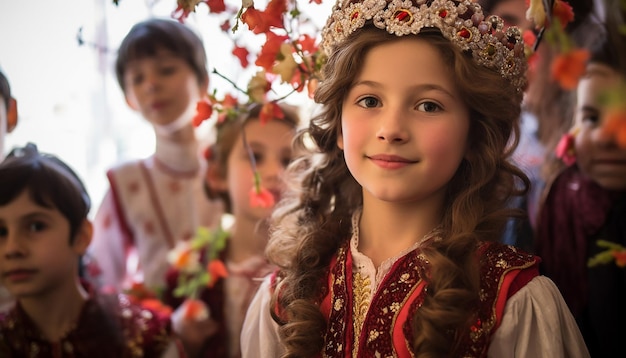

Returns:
167,225,229,320
588,240,626,268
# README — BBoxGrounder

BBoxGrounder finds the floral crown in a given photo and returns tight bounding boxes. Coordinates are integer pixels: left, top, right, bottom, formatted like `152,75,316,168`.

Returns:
321,0,528,92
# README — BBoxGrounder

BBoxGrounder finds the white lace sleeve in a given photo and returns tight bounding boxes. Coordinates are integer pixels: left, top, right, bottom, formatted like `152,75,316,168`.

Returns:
241,274,284,358
488,276,590,358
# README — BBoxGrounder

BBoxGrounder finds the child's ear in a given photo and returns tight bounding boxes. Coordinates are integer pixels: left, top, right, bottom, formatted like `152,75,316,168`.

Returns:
72,219,93,255
206,163,228,193
6,98,17,133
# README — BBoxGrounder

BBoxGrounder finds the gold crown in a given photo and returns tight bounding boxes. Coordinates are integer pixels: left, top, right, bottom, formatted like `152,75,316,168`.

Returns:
321,0,528,92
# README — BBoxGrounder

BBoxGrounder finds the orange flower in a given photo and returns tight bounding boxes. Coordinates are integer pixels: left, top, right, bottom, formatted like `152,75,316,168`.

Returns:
307,78,319,99
249,186,275,208
140,298,173,318
611,250,626,267
167,241,200,272
183,299,210,320
259,102,284,125
602,106,626,148
551,48,589,90
206,260,229,288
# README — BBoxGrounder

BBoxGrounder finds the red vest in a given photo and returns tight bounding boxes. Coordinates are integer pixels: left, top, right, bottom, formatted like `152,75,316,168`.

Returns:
320,241,539,357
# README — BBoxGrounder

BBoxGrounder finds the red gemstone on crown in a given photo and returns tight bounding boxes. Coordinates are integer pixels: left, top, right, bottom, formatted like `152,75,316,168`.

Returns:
458,27,471,39
395,9,411,22
438,9,448,18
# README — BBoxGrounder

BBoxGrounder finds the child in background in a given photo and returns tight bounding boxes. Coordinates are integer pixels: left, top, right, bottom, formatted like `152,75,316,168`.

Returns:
0,69,18,312
0,143,181,357
0,70,18,162
241,0,588,356
535,1,626,355
164,103,300,357
89,18,223,293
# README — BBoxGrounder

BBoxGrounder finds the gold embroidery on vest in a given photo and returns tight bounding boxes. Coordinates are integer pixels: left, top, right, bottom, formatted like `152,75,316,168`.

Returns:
352,271,371,358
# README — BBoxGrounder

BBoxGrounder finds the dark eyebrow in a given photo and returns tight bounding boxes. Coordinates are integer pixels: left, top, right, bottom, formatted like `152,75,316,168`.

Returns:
352,80,457,99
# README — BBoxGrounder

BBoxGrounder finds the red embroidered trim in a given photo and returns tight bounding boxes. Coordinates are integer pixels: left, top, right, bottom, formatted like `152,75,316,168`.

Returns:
139,160,176,248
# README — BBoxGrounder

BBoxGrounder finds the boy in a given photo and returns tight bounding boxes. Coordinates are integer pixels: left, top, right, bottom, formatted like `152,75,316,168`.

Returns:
88,18,223,293
0,143,181,357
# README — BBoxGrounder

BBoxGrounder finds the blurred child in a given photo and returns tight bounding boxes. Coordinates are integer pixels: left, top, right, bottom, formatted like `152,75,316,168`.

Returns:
241,0,588,356
535,1,626,355
0,69,18,312
89,18,223,293
0,70,18,161
0,143,181,357
164,103,299,357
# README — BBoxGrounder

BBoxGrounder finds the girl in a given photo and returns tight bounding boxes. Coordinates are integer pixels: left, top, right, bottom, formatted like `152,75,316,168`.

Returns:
535,1,626,355
164,103,299,357
88,18,223,293
0,143,181,357
241,0,588,356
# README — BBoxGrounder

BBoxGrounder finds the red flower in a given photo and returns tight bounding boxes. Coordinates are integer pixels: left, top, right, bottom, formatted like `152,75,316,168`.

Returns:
256,31,290,71
552,0,575,29
555,132,577,165
241,0,286,34
260,102,284,125
297,34,318,54
206,260,228,288
249,186,275,208
551,48,589,90
140,298,173,319
233,45,250,68
206,0,226,13
183,299,209,320
192,99,213,127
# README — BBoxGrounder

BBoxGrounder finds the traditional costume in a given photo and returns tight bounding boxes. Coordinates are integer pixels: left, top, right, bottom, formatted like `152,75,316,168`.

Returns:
88,138,223,291
242,211,589,357
0,289,180,358
536,165,626,357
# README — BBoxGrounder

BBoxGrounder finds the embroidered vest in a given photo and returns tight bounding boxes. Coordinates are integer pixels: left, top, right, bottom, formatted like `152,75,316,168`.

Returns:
321,241,538,357
108,157,221,288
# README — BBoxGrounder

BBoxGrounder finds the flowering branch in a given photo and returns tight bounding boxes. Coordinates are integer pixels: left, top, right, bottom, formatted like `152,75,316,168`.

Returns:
588,240,626,268
168,226,229,301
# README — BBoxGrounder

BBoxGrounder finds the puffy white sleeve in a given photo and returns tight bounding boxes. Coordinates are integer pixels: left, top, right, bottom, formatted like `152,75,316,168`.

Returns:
241,275,285,358
488,276,590,358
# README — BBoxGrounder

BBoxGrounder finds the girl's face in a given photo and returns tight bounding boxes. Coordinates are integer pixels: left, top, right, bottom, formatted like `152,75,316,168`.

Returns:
218,119,294,221
123,48,206,127
574,63,626,191
339,37,470,207
0,190,89,299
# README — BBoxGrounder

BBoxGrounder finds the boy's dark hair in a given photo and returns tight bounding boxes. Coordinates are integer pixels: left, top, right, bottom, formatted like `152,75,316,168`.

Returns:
115,18,208,92
0,71,10,111
0,143,91,242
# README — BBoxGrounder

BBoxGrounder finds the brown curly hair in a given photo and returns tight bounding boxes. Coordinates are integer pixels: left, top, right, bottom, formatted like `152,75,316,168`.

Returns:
265,26,528,357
